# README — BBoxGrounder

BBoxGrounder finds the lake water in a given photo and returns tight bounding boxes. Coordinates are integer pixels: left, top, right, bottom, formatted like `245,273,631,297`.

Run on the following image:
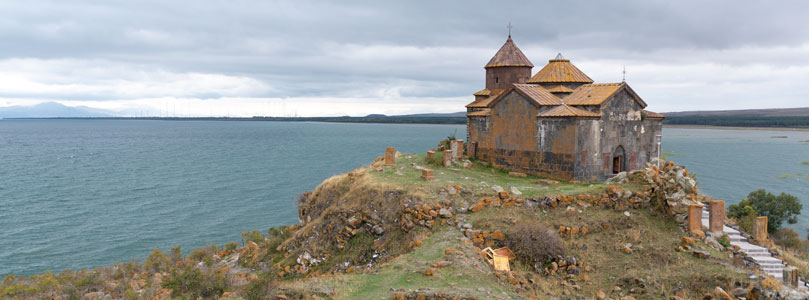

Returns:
0,120,807,276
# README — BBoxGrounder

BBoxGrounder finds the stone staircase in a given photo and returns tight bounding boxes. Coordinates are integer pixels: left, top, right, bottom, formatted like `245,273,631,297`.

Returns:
700,207,787,280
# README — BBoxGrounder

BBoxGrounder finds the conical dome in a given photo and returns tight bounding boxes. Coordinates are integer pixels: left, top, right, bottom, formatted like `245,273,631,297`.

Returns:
485,36,534,68
527,53,593,84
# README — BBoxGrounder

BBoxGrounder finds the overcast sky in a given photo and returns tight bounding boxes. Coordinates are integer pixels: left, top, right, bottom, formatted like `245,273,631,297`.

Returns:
1,0,808,116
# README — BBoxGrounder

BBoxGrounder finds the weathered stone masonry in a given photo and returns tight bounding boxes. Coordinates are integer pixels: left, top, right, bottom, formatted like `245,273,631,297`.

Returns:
466,35,665,182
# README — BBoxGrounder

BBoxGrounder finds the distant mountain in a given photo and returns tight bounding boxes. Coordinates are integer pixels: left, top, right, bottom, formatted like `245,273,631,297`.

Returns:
395,112,466,118
0,102,113,118
665,107,809,117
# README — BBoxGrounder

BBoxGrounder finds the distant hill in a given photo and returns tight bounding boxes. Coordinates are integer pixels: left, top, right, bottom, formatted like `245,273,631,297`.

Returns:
0,102,113,118
665,107,809,117
663,107,809,128
364,112,466,118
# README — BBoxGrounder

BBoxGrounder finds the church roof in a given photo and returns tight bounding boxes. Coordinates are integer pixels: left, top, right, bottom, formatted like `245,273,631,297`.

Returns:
466,108,491,117
546,85,574,93
563,82,648,108
538,105,601,118
485,36,534,68
527,54,594,84
466,89,505,108
473,89,492,96
512,84,563,106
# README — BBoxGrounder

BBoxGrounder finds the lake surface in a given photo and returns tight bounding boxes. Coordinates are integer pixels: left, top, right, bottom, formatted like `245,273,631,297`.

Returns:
1,120,807,276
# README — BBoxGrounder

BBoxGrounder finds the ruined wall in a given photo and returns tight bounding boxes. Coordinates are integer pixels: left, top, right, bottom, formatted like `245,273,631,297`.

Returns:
485,67,532,90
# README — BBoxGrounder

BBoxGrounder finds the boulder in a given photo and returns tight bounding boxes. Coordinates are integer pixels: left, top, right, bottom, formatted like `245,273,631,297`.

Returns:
596,290,606,300
713,287,733,300
372,225,384,235
509,186,523,196
438,208,453,218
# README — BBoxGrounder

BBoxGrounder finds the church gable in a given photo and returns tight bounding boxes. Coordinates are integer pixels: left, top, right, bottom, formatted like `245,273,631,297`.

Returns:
600,88,644,121
489,90,539,151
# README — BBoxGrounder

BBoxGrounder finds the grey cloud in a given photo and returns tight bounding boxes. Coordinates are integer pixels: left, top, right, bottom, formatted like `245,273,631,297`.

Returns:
1,0,808,111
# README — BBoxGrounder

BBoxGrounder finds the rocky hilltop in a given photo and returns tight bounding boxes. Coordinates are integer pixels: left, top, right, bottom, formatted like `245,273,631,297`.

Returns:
2,146,807,299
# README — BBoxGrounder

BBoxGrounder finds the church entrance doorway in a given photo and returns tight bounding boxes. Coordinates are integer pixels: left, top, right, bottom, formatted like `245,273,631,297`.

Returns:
612,145,626,174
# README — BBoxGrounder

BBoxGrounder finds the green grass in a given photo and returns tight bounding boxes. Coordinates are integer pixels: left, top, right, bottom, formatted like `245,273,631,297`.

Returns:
369,153,611,198
285,227,515,299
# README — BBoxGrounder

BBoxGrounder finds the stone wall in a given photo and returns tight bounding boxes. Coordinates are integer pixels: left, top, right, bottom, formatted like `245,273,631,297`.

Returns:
485,66,531,90
466,87,663,182
575,89,663,181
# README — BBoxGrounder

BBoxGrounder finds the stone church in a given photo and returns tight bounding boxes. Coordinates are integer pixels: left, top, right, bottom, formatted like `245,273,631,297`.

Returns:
465,35,665,182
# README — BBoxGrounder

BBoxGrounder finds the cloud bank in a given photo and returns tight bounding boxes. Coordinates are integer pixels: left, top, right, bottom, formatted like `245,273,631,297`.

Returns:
1,0,808,116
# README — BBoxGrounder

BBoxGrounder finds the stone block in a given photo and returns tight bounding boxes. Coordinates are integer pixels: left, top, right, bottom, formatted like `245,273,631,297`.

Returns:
687,204,703,233
754,216,768,242
709,200,725,233
384,147,396,166
442,150,453,167
451,140,464,159
783,266,798,287
508,171,527,178
426,150,435,161
421,168,435,182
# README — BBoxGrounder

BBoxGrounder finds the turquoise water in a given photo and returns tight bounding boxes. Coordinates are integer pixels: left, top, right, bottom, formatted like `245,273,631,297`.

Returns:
663,127,809,231
0,120,807,276
0,120,464,276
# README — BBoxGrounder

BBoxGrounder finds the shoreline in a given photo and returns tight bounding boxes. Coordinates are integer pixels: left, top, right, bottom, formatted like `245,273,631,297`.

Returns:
664,124,809,132
5,118,809,131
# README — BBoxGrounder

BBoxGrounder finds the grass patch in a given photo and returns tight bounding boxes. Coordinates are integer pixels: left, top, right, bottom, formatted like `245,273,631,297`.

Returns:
369,153,611,198
284,227,515,299
465,202,748,299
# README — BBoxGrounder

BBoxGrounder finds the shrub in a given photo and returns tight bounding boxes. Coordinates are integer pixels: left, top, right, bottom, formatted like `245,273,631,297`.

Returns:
728,189,801,233
169,246,183,266
187,247,215,266
241,230,265,245
225,242,239,252
507,222,565,266
717,235,731,248
242,272,277,300
162,265,229,299
775,228,806,251
144,249,169,273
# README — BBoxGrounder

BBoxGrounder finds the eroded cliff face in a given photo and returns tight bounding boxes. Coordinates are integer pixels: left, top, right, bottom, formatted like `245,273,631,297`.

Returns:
283,168,429,273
